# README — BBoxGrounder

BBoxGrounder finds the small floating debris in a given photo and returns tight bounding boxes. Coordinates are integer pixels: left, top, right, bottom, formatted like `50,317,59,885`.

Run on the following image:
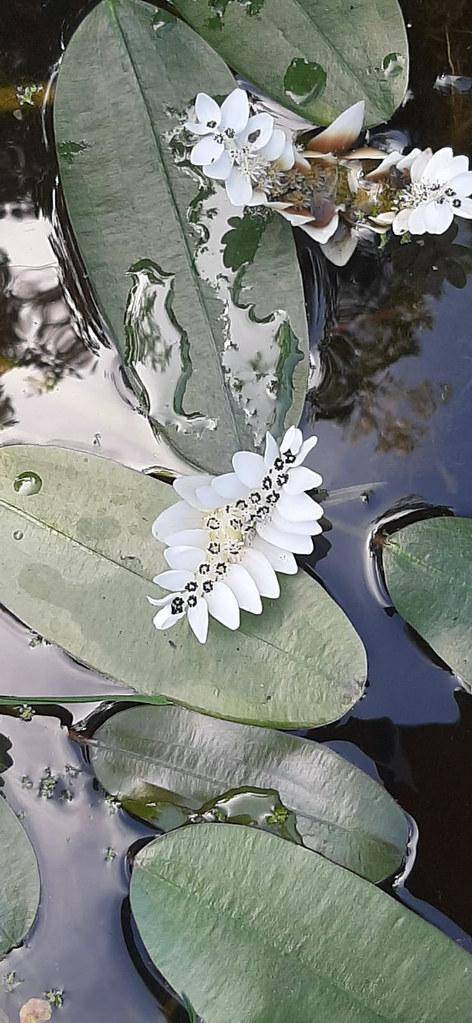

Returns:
19,999,51,1023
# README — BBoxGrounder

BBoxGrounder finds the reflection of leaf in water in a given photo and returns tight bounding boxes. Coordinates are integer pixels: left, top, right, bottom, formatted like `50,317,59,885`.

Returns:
222,213,268,272
123,259,215,434
308,226,471,452
0,735,13,786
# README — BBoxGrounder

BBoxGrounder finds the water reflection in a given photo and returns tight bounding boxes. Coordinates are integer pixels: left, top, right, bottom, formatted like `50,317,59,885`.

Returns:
306,224,472,453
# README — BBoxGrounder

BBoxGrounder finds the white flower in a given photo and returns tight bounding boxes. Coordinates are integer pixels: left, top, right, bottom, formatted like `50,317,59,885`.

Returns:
185,88,295,205
371,146,472,236
150,427,323,644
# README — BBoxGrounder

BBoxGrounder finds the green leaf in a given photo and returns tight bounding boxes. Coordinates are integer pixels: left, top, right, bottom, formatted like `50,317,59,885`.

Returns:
54,0,309,475
0,445,366,728
130,825,472,1023
0,792,40,955
383,517,472,692
91,704,408,882
172,0,409,126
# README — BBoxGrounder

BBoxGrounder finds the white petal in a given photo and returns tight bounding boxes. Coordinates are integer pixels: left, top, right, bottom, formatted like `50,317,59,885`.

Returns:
454,197,472,219
225,166,253,206
232,451,266,487
205,582,240,630
284,466,323,494
164,546,206,571
277,491,323,522
257,128,286,162
421,146,454,184
392,208,411,235
204,150,234,181
408,204,427,235
166,528,209,548
212,473,250,500
184,120,213,136
152,606,184,630
195,92,221,128
241,113,274,150
153,569,194,591
225,564,263,614
188,597,209,644
241,549,280,598
173,474,213,507
320,224,357,266
147,593,174,608
365,150,402,180
280,425,303,455
396,147,422,171
449,172,472,197
152,502,203,542
278,138,296,171
272,510,322,536
257,522,313,555
264,432,280,468
410,148,433,182
220,88,249,133
293,435,318,466
303,212,339,244
191,137,224,166
308,101,364,155
195,485,223,510
253,536,298,575
442,154,468,179
423,201,454,234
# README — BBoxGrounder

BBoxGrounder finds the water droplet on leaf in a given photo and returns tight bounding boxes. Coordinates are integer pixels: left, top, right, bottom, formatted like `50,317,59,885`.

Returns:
13,471,43,496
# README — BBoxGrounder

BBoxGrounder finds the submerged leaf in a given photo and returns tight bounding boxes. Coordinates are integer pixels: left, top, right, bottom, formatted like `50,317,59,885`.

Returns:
383,517,472,692
0,795,40,955
0,445,366,727
130,825,472,1023
54,0,309,474
172,0,409,126
91,704,409,881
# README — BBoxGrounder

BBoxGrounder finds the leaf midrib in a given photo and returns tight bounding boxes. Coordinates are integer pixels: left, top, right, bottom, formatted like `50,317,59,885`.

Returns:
135,854,401,1023
105,0,242,445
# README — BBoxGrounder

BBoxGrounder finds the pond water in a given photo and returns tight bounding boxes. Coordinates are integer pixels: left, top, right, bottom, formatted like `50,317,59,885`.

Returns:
0,0,471,1019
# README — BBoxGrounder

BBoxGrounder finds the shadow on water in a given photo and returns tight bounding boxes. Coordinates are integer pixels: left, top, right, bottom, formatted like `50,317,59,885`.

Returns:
0,0,472,1018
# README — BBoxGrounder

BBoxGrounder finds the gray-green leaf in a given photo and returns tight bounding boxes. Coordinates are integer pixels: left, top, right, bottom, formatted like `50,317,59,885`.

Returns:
172,0,409,126
130,825,472,1023
0,444,366,728
0,795,40,955
54,0,309,475
91,704,408,881
383,517,472,692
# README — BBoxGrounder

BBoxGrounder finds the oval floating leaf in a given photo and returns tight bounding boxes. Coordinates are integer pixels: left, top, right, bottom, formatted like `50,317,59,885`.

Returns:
0,445,366,728
172,0,409,126
131,825,472,1023
0,794,40,954
383,517,472,692
91,704,408,881
54,0,309,475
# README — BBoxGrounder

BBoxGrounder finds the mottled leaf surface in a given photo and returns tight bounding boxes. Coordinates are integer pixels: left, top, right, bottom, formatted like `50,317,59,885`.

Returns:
384,517,472,692
0,445,366,727
173,0,409,125
130,825,472,1023
91,704,408,881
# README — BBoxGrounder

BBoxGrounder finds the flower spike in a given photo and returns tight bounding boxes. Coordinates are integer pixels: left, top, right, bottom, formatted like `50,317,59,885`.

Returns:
150,428,323,644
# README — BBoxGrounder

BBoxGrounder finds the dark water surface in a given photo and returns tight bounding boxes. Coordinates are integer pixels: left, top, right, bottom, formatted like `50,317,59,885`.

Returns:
1,0,472,1019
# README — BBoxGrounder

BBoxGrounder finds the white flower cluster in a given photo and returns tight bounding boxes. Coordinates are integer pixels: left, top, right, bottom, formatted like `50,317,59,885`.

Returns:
186,87,296,205
184,88,472,265
150,427,322,644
